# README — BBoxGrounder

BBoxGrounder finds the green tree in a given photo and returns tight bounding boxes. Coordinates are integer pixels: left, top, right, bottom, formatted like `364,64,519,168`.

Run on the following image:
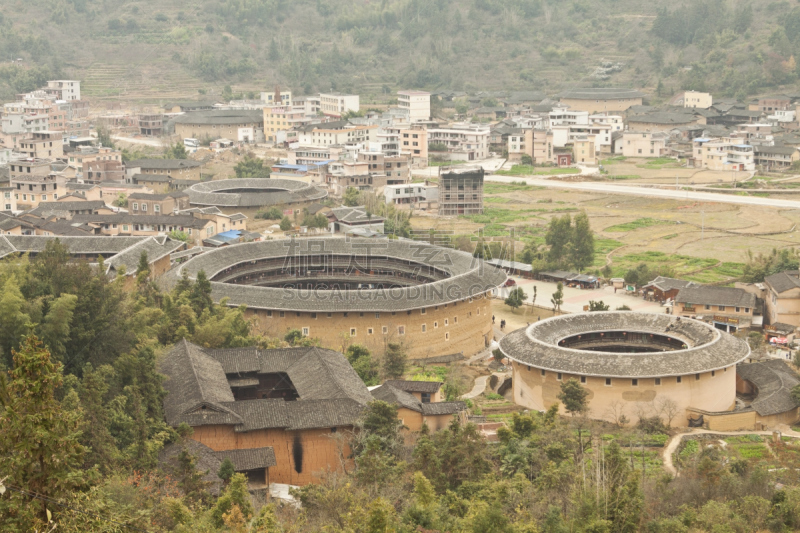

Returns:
279,216,292,231
113,192,127,207
343,186,361,206
37,293,78,364
218,457,235,483
0,276,31,366
557,379,589,416
383,342,407,379
588,300,610,311
234,154,271,179
166,142,188,159
169,230,190,242
520,154,533,166
189,270,213,314
346,344,379,385
0,335,96,529
551,282,564,313
136,250,150,278
211,473,253,527
545,214,573,267
570,211,595,271
504,286,527,312
97,126,115,148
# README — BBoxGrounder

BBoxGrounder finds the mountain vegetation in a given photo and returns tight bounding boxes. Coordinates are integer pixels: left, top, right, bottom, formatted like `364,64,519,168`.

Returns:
0,1,794,102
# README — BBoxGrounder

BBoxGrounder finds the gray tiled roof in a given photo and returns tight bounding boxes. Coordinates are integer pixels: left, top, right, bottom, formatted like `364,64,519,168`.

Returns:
129,192,170,200
421,401,467,416
675,286,756,308
160,339,237,427
26,200,107,218
0,235,152,258
172,238,506,312
499,312,750,378
558,88,646,100
71,213,210,229
160,340,376,431
627,112,698,125
330,206,385,224
765,271,800,294
372,384,423,412
132,173,172,183
642,276,698,293
212,447,277,470
105,236,185,276
737,360,800,416
384,380,442,394
172,110,263,126
185,178,327,207
755,145,798,156
127,159,202,170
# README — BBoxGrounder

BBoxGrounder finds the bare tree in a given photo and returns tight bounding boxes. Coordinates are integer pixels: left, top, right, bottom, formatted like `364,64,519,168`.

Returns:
633,401,653,425
604,400,629,427
656,396,681,428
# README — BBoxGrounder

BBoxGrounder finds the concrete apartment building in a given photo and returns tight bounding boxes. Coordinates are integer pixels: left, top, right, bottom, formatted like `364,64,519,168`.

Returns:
287,145,339,166
572,135,597,165
397,90,431,122
10,170,66,208
428,123,489,161
126,159,203,181
507,129,554,164
552,123,612,152
753,95,792,113
172,110,264,143
692,137,755,171
18,131,63,159
385,183,438,206
557,88,645,114
138,114,163,136
44,80,80,101
683,91,713,109
620,131,668,158
0,112,49,148
548,109,589,127
399,125,428,163
261,89,292,106
356,151,410,183
589,114,624,131
263,105,307,143
439,169,484,216
296,122,377,145
319,93,359,117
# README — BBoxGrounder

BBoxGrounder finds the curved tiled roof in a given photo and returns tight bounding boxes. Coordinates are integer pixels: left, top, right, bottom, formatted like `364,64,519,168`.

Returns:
737,359,800,416
185,178,327,207
499,312,750,378
173,237,507,312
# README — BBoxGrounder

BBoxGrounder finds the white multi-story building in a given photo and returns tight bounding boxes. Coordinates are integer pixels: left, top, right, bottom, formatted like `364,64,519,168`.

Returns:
260,89,292,106
384,183,439,205
45,80,80,101
693,137,755,171
427,123,490,161
296,123,376,145
551,124,612,150
319,93,360,117
589,114,624,132
397,90,431,122
620,131,668,158
548,108,589,127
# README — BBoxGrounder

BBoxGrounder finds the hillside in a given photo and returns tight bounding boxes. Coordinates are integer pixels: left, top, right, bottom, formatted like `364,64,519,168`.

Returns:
0,0,794,103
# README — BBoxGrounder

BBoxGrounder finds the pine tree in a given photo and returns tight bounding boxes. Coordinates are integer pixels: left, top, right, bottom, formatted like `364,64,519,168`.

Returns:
383,342,407,379
0,335,96,530
136,250,150,277
189,270,213,314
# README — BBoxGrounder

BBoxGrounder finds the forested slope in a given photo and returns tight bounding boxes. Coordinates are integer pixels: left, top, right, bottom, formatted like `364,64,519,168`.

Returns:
0,1,793,103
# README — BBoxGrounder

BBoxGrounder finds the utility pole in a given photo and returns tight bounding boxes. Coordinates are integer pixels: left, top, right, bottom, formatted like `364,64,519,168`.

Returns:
701,210,705,240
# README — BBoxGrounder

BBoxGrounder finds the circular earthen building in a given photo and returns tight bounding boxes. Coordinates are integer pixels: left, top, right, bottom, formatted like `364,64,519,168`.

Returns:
175,238,507,359
184,178,327,210
499,312,751,427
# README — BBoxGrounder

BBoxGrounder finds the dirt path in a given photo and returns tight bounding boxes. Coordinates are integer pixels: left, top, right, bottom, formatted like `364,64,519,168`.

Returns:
662,428,800,476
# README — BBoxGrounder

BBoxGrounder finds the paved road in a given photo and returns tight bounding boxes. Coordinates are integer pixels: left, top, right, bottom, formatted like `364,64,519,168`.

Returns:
484,175,800,209
111,135,165,148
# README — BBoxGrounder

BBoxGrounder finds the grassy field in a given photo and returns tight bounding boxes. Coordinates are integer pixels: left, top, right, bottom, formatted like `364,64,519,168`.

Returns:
604,218,677,232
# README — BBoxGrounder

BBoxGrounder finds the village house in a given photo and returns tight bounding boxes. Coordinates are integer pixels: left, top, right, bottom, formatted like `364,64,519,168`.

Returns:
128,192,190,215
126,159,203,181
692,137,755,171
384,183,439,206
130,174,173,194
557,87,645,114
326,206,385,234
673,285,759,332
263,105,307,143
178,206,248,234
158,340,465,486
18,130,63,159
10,167,66,208
26,200,113,220
682,91,713,109
397,90,431,122
619,131,668,158
764,271,800,329
753,145,800,169
572,135,597,165
138,114,163,136
70,213,217,246
296,121,377,146
172,110,264,143
319,93,360,117
428,123,490,161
